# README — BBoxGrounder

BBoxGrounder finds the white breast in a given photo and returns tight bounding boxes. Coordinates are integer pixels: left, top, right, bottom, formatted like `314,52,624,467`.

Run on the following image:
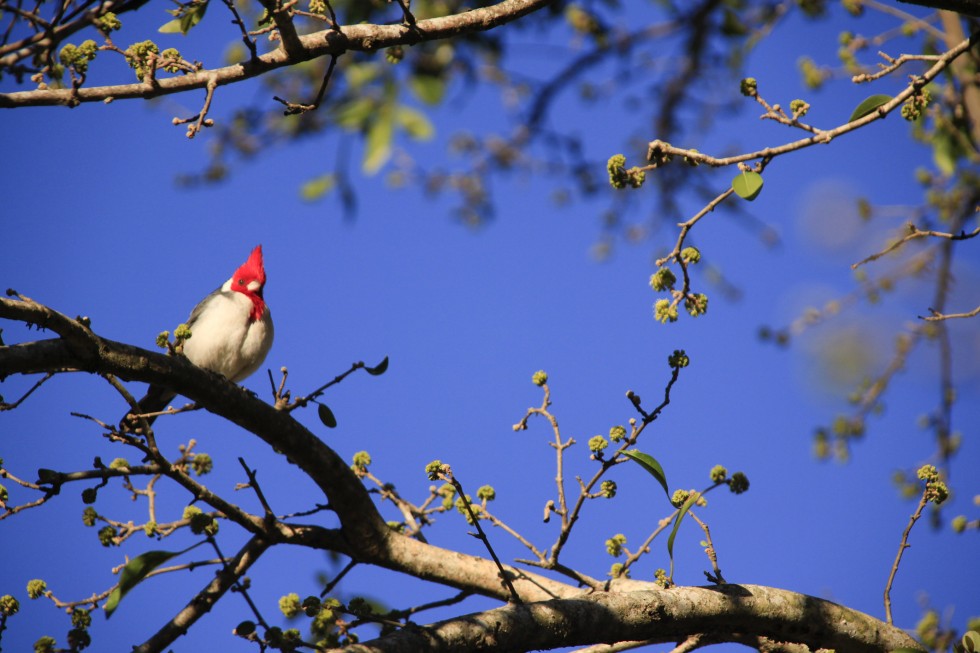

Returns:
182,287,274,383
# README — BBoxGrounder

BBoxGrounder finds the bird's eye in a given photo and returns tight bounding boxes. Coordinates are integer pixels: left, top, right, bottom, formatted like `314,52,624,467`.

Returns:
238,279,245,286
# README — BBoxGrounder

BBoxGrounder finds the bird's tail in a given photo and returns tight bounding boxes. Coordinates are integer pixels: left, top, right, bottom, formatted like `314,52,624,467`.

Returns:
120,385,177,432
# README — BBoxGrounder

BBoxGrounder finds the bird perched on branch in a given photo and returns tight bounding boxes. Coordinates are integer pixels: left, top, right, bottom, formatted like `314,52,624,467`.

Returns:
122,245,274,430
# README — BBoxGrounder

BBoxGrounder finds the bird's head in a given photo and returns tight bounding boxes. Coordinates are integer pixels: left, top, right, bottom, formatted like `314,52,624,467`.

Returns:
231,245,268,319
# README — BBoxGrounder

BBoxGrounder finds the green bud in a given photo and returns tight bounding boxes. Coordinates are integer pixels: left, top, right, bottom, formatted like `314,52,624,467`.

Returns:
609,425,626,442
684,293,708,317
626,166,645,188
608,562,629,578
680,247,701,264
436,483,456,498
279,593,301,618
67,628,91,650
654,299,678,324
671,489,690,507
951,515,967,533
174,323,192,342
0,594,19,616
27,579,47,599
800,57,829,90
588,435,609,453
82,507,98,527
98,525,117,547
312,603,338,637
124,40,160,82
352,451,372,471
424,460,445,481
605,533,627,556
789,99,809,117
740,77,757,96
189,512,218,536
71,608,92,629
709,465,728,483
34,636,57,653
302,595,322,617
649,267,677,292
144,521,157,536
668,349,690,368
607,154,628,189
108,458,130,471
155,331,170,348
532,370,548,386
476,485,496,501
926,480,949,505
191,453,212,476
96,12,122,32
728,472,750,494
385,45,404,63
454,494,477,522
654,568,670,588
916,464,939,482
600,480,617,498
160,48,181,74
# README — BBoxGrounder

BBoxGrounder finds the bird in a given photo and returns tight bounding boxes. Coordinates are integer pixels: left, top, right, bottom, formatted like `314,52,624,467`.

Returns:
122,245,274,431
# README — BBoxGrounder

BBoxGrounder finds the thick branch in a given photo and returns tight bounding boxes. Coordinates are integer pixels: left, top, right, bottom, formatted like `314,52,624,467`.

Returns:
0,295,390,555
133,535,270,653
342,585,923,653
0,0,556,108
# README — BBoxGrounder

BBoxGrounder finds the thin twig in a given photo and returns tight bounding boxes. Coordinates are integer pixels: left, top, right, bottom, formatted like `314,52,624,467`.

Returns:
444,472,522,604
320,559,357,597
884,494,927,624
0,371,52,410
237,458,277,523
273,53,339,115
922,304,980,321
852,222,980,269
221,0,258,59
688,510,724,584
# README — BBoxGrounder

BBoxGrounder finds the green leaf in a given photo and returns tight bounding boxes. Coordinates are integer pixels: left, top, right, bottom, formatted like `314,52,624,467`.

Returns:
363,113,394,174
621,449,669,499
158,2,208,35
365,356,389,376
333,98,375,131
300,174,335,202
158,18,184,33
731,170,763,201
409,75,446,105
105,543,202,618
963,630,980,653
345,62,382,89
318,403,337,429
666,494,698,575
849,94,891,122
932,130,957,177
395,106,434,141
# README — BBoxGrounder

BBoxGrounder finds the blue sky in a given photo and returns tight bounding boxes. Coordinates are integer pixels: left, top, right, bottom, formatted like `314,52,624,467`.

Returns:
1,3,978,651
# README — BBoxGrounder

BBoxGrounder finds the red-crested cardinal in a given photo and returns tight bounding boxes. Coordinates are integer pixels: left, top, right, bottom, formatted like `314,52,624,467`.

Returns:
123,245,274,430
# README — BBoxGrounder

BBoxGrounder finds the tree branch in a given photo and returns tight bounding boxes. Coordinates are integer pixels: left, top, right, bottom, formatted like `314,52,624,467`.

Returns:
342,585,923,653
133,535,270,653
0,0,557,108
